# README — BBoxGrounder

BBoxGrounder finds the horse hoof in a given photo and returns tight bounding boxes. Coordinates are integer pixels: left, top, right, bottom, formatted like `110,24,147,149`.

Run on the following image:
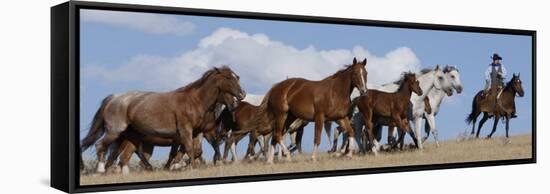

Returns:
112,166,121,173
96,162,106,173
122,165,130,175
169,163,183,171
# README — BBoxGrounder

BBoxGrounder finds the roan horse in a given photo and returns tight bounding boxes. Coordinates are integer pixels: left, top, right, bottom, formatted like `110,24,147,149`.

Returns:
353,72,423,154
102,92,236,174
255,58,368,163
80,66,246,173
466,73,524,139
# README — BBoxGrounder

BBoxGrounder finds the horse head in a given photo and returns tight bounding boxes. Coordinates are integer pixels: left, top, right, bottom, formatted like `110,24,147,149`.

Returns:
350,57,368,95
404,72,423,96
443,65,463,94
213,66,246,101
432,65,453,96
217,92,239,112
510,73,525,97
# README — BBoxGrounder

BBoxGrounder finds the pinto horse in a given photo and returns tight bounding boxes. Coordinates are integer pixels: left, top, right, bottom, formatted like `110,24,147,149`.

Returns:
80,66,246,173
256,58,368,163
466,73,524,139
354,72,423,154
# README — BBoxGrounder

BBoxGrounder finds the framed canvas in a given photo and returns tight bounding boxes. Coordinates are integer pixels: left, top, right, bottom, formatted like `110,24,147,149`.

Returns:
51,1,536,193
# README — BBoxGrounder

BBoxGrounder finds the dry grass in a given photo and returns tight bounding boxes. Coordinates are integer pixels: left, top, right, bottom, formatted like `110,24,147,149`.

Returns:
80,134,532,185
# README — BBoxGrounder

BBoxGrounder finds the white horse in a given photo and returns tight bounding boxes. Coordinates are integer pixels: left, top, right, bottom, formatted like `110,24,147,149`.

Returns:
420,65,463,146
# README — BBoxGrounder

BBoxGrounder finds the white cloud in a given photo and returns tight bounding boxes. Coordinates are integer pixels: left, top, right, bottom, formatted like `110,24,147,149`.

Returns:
81,9,195,36
82,27,421,93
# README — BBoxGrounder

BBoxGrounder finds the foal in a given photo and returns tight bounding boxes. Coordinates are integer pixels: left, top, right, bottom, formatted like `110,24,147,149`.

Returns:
354,73,423,155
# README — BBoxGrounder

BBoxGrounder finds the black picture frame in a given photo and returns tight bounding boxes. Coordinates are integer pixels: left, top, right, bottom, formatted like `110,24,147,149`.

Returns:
51,1,537,193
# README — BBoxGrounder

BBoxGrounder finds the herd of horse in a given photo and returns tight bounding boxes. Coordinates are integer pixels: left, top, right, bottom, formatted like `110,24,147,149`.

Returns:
79,57,525,174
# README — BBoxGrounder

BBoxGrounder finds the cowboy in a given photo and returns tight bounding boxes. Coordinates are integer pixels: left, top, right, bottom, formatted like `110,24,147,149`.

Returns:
482,53,517,118
482,53,507,96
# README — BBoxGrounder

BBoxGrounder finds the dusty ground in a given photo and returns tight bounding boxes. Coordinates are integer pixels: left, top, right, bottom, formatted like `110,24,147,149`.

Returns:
80,134,532,185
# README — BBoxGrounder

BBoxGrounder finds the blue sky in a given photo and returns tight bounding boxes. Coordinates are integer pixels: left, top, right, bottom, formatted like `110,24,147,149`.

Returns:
79,9,533,160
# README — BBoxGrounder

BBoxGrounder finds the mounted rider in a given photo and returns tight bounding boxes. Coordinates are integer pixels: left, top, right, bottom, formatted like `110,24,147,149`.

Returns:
483,53,506,96
482,53,517,118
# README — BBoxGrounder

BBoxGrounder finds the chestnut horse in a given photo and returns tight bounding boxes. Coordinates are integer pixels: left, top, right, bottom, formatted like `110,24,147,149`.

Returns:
80,66,246,173
466,73,524,139
255,58,368,163
354,72,422,154
102,92,235,174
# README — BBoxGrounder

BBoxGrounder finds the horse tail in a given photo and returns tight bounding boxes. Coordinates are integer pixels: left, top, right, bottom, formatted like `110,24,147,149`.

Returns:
80,94,113,152
252,88,275,131
465,91,481,124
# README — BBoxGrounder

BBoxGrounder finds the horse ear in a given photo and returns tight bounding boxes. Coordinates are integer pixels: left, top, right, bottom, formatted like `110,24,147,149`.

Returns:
513,73,516,77
353,57,357,64
362,58,367,66
435,64,440,70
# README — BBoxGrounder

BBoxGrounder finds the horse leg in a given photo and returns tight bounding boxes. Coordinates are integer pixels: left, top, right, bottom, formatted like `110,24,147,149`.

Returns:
487,115,500,139
231,133,247,163
323,121,332,151
118,140,136,175
312,114,325,161
267,114,287,164
164,141,180,170
171,124,194,169
139,143,154,171
105,137,124,170
94,131,122,173
505,115,511,138
245,132,257,160
425,114,439,147
470,112,480,136
422,117,430,143
295,125,305,154
329,127,339,153
362,111,377,155
337,117,357,157
413,117,423,149
223,135,233,163
476,113,489,138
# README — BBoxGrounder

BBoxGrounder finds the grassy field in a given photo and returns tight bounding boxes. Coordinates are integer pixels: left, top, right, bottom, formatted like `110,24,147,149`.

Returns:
80,134,532,185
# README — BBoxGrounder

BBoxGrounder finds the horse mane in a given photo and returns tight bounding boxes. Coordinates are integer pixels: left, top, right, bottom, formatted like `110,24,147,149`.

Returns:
419,68,433,75
175,66,230,92
393,72,415,89
326,64,352,80
443,65,459,73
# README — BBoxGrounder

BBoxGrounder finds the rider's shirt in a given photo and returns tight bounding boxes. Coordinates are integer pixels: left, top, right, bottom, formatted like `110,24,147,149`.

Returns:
485,62,507,83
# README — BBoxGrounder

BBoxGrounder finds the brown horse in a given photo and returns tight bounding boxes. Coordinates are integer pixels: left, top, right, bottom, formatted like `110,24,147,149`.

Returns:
256,58,368,163
80,66,246,173
354,72,422,154
218,101,303,162
466,73,524,139
102,92,234,174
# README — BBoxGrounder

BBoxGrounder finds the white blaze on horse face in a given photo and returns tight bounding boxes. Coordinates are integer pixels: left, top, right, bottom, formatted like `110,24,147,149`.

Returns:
359,68,368,93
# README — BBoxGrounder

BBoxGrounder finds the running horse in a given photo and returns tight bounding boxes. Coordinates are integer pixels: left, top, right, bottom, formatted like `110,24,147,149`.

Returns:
353,72,423,154
255,58,368,163
102,92,236,174
466,73,524,139
80,66,246,173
